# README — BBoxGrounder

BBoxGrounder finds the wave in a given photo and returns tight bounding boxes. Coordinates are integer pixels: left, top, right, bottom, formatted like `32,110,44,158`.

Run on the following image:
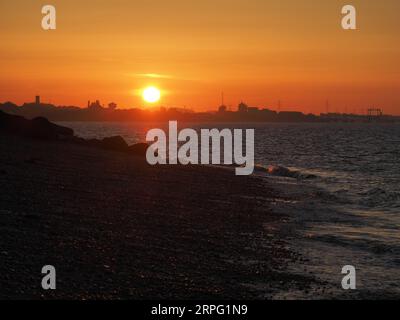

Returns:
359,188,400,208
255,165,318,180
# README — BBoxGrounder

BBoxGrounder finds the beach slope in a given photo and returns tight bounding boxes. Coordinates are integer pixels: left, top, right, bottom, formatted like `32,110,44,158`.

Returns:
0,134,314,299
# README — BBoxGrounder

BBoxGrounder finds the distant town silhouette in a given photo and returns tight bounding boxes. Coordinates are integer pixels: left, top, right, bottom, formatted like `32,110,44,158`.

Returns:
0,96,398,123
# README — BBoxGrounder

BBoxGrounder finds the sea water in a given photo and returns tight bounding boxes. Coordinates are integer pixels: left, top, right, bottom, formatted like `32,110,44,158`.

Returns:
58,121,400,296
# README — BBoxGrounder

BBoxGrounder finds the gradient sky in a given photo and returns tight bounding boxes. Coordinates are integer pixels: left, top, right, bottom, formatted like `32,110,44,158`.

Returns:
0,0,399,114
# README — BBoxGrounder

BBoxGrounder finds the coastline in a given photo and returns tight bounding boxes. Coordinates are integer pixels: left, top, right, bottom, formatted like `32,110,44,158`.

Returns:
1,131,398,299
0,134,319,299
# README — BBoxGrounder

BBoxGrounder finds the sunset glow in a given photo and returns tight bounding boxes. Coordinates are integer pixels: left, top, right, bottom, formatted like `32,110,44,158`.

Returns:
0,1,399,114
142,87,161,104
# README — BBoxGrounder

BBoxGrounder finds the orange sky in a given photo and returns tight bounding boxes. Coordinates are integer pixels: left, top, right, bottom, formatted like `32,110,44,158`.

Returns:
0,0,399,114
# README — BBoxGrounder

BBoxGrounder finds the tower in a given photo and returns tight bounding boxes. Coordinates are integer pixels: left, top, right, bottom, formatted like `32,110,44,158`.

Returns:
218,91,227,112
238,101,248,113
35,96,40,105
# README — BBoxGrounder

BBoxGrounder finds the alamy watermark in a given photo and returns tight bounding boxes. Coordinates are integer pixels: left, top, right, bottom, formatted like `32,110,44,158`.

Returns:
342,5,357,30
341,265,357,290
41,5,56,30
40,5,357,31
145,121,255,176
41,265,56,290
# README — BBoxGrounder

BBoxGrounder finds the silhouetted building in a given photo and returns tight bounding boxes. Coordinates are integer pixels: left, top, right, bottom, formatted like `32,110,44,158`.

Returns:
238,102,248,113
88,100,103,110
35,96,40,105
218,105,227,113
366,108,383,122
368,108,383,117
261,108,277,115
248,107,259,113
278,111,305,122
108,102,117,110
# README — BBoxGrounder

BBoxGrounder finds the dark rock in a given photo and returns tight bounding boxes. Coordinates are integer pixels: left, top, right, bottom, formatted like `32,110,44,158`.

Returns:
128,143,149,156
100,136,129,152
267,165,317,180
267,165,293,177
68,136,87,145
0,111,27,135
25,157,41,165
254,165,267,173
85,139,102,148
30,117,74,139
0,110,150,157
0,110,73,140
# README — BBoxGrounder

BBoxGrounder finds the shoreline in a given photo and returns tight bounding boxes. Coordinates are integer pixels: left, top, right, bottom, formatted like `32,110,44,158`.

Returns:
1,131,398,299
0,134,317,299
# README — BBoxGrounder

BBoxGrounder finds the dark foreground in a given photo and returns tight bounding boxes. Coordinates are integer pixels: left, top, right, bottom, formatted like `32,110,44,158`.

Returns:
0,133,320,299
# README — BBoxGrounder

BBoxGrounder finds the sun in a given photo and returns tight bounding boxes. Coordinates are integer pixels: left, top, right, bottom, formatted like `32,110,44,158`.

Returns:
142,86,161,103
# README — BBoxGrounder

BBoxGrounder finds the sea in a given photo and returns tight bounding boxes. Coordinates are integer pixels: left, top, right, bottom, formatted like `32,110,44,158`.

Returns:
58,121,400,297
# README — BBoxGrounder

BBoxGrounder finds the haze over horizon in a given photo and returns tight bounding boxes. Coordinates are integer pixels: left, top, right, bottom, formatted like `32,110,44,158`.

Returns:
1,0,400,114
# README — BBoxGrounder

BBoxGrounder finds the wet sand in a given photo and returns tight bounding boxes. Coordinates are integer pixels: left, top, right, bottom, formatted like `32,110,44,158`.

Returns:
0,134,322,299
